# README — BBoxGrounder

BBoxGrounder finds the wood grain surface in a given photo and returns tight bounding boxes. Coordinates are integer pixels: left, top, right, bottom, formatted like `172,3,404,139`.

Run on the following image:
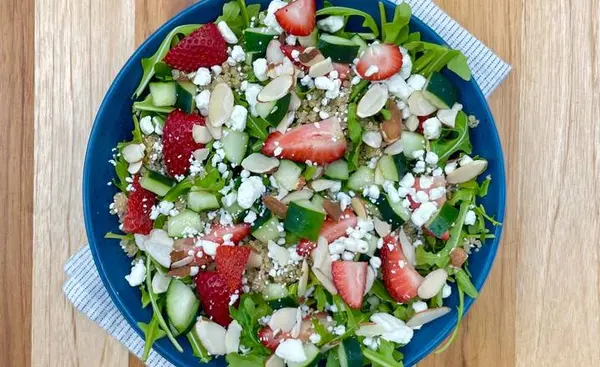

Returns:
2,0,594,366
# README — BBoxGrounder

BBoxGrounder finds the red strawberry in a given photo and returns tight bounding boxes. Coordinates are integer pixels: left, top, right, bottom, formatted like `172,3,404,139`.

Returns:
195,271,236,326
296,209,358,256
162,110,204,177
258,326,290,352
216,245,251,291
123,175,156,235
331,62,351,80
163,23,227,72
201,223,251,244
280,44,307,70
275,0,316,36
258,313,330,351
416,114,433,134
356,44,403,81
408,176,447,210
262,118,347,165
380,235,423,303
331,261,368,309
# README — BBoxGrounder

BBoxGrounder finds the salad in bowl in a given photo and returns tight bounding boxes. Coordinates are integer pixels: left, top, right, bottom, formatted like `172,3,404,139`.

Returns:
103,0,501,365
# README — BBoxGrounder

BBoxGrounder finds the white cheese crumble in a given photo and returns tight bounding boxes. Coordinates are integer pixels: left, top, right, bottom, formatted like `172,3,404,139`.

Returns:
194,90,211,116
237,176,266,209
125,259,146,287
464,210,477,225
226,105,248,131
317,16,345,33
217,21,238,44
193,67,212,86
253,58,269,82
411,201,438,227
422,117,442,140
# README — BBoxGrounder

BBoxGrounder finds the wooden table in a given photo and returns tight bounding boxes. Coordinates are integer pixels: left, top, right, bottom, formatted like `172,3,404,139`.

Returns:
2,0,598,365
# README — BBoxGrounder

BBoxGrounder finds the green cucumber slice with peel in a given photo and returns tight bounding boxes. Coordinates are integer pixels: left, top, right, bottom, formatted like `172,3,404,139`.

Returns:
139,170,176,197
166,279,200,335
284,200,326,241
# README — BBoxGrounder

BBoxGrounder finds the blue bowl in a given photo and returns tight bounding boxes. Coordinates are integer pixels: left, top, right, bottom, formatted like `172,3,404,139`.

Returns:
83,0,506,365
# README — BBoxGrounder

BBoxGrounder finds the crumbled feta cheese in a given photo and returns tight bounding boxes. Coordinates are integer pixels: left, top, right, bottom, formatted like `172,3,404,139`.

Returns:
198,239,220,256
406,74,427,90
291,49,300,60
222,192,238,207
412,301,428,313
275,339,307,363
237,176,266,209
465,210,477,225
369,256,382,269
324,79,342,99
231,45,246,63
329,70,339,80
422,117,442,140
253,58,269,82
139,116,154,135
125,259,146,287
459,154,474,166
363,185,380,201
193,67,212,86
285,34,297,45
217,21,238,44
243,211,257,224
442,284,452,298
342,251,355,261
337,192,352,210
300,75,315,88
309,333,321,344
445,161,458,174
314,76,335,90
319,110,330,119
414,190,429,203
333,325,346,335
371,313,414,345
317,16,345,33
227,105,248,131
211,65,222,75
411,201,438,226
399,173,415,188
351,75,361,85
264,0,287,33
419,176,433,189
412,149,425,160
425,151,439,165
245,83,263,116
428,187,446,201
398,47,413,79
194,89,211,116
386,74,414,100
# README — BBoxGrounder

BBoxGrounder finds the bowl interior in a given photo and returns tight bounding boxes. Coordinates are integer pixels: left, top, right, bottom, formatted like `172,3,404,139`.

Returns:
83,0,506,366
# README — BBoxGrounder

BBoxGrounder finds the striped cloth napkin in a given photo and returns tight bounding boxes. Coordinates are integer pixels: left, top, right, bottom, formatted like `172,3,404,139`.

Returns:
63,1,511,365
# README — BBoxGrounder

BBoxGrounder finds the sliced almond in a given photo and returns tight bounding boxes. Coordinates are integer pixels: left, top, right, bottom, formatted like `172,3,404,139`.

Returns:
408,90,437,116
168,265,192,278
357,84,389,118
405,115,420,132
308,57,334,77
257,75,294,102
417,268,448,299
383,139,403,155
310,179,339,192
266,39,285,65
192,124,212,144
263,195,288,218
351,197,368,219
268,307,298,333
355,322,386,337
122,143,145,163
209,83,234,127
127,161,142,174
373,217,391,237
276,111,295,133
446,160,488,184
246,250,263,269
398,229,416,266
323,199,343,221
311,237,331,276
242,153,280,173
195,318,227,356
364,266,376,295
450,247,468,267
313,268,338,294
289,92,302,111
205,118,223,139
225,320,242,353
171,255,194,269
281,189,314,204
406,307,451,328
297,259,309,297
193,148,210,162
290,307,303,338
298,47,325,67
381,101,403,143
268,241,291,266
362,131,383,148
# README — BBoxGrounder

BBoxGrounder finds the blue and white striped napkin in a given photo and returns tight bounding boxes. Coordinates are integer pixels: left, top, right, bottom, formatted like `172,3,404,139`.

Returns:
63,1,511,365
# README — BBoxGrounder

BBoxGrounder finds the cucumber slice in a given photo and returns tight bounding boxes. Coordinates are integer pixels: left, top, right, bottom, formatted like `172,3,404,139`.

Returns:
149,82,177,107
401,131,426,159
139,170,176,196
166,279,200,335
423,72,458,109
310,194,325,212
187,191,220,212
244,27,278,53
274,160,302,191
298,29,318,47
167,209,203,237
224,199,247,223
392,154,411,179
337,338,363,367
376,194,410,230
350,34,368,55
251,211,281,243
425,203,459,237
265,283,298,309
175,81,197,114
325,160,349,180
347,166,375,191
302,165,321,181
287,343,321,367
245,51,262,66
256,101,277,119
221,128,249,165
284,200,326,241
266,93,291,126
317,34,360,63
377,155,399,182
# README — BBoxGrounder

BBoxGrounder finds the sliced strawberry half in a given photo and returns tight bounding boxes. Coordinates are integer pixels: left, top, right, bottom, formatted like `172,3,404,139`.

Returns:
380,235,423,303
280,44,307,70
356,44,403,81
262,118,347,165
258,326,291,352
275,0,316,36
164,23,227,72
195,271,236,326
123,175,156,235
258,313,331,351
408,175,447,210
163,110,205,177
296,209,357,257
331,261,368,309
216,245,251,291
332,62,351,80
201,223,251,244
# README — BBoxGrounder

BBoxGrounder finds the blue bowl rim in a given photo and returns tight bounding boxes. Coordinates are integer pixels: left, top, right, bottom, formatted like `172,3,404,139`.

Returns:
83,1,506,365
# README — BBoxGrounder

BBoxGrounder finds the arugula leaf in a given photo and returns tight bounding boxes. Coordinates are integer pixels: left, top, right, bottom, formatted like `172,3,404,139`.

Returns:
455,269,479,298
349,79,369,102
346,140,363,172
226,352,266,366
314,285,329,311
229,294,272,354
316,7,380,37
194,165,226,193
133,24,201,98
477,176,492,197
447,53,472,81
369,280,395,303
326,351,341,367
132,115,143,143
363,339,404,367
415,246,446,268
153,62,173,80
421,49,460,77
312,318,335,345
379,2,411,45
140,284,151,308
246,114,270,140
138,314,167,361
104,232,133,240
437,195,474,267
430,111,472,163
133,94,176,114
112,154,130,192
436,286,464,353
153,214,168,229
347,103,362,144
186,329,212,363
162,178,194,202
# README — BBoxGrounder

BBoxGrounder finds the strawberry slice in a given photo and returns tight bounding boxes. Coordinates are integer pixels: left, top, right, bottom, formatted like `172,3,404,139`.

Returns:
380,235,423,303
331,261,368,309
195,271,236,326
123,175,156,235
280,44,307,70
164,23,227,72
258,312,332,351
332,62,351,80
275,0,316,36
408,176,447,210
296,209,357,257
216,245,251,291
163,110,204,177
258,326,290,352
356,44,403,81
262,118,347,165
201,223,251,244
